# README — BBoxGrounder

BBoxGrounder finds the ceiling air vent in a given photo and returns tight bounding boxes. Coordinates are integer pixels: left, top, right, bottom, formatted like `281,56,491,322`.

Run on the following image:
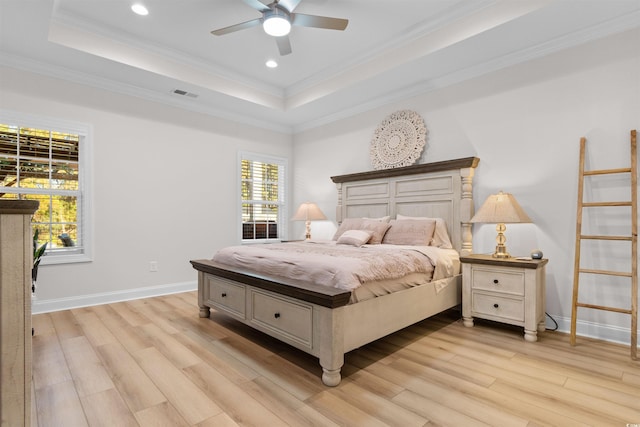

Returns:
172,89,198,98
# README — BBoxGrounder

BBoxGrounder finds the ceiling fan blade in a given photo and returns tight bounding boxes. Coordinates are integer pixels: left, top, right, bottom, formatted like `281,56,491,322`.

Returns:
291,13,348,31
275,35,292,55
276,0,302,12
211,18,262,36
242,0,270,12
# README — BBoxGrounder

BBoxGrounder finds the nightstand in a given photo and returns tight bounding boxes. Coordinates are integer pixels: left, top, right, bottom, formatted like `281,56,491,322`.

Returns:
461,254,548,342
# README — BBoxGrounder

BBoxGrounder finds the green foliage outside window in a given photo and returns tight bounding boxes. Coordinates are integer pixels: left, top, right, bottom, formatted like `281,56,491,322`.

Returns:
0,124,80,251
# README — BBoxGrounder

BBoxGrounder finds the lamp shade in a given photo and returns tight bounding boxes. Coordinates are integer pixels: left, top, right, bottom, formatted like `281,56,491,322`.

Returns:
470,191,532,224
291,202,327,221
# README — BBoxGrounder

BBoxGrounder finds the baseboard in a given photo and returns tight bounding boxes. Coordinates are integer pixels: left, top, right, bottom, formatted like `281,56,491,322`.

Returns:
32,281,197,314
548,314,636,346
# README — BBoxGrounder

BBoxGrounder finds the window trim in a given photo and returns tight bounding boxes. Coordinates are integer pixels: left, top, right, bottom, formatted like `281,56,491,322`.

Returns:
238,151,287,244
1,109,93,265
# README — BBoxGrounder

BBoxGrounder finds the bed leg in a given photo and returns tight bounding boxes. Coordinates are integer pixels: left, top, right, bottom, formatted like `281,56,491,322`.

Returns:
317,306,344,387
321,367,342,387
463,316,474,327
196,271,211,318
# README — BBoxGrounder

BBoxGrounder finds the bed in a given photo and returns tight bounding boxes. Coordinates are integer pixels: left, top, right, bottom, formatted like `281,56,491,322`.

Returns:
191,157,479,386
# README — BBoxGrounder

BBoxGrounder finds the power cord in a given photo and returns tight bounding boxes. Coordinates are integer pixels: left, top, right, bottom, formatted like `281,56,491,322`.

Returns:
545,312,558,331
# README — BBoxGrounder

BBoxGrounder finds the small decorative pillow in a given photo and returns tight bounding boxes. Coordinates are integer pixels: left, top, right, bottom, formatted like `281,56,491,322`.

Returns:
336,229,373,247
382,219,437,246
396,215,453,249
333,218,391,244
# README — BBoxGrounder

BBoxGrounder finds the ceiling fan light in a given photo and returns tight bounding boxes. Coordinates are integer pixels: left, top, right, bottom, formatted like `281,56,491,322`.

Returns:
263,14,291,37
131,3,149,16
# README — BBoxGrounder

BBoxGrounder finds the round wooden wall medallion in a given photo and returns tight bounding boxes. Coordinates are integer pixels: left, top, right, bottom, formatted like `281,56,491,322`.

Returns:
370,110,427,170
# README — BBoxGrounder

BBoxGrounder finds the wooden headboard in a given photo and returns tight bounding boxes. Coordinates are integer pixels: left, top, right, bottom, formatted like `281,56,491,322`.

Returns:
331,157,479,255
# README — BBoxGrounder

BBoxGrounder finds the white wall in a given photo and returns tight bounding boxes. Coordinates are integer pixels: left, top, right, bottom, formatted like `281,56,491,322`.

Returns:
293,28,640,344
0,67,292,311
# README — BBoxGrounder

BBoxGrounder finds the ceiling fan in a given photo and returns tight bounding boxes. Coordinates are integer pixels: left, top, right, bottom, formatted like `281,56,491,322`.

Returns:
211,0,349,56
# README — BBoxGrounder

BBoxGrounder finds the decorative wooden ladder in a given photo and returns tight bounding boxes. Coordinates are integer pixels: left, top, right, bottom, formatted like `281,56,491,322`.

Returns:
570,130,637,359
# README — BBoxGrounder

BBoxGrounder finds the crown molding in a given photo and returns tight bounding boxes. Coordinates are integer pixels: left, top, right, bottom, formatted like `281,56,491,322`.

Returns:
292,13,640,133
285,0,495,97
0,53,293,134
50,9,282,98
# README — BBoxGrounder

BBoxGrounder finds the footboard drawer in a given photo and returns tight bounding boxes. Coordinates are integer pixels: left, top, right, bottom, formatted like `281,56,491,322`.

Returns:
249,290,313,348
205,275,246,319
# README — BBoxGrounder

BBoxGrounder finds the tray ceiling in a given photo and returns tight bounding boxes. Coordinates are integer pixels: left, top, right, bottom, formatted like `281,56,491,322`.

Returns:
1,0,639,133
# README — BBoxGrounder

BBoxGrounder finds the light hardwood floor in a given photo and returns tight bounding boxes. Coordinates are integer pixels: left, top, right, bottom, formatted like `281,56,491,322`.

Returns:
32,291,639,426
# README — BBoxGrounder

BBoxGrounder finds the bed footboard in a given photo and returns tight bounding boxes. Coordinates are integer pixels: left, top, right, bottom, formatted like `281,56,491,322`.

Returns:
193,259,350,386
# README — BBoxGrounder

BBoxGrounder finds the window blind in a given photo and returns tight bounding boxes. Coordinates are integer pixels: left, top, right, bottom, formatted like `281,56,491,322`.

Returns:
239,152,286,242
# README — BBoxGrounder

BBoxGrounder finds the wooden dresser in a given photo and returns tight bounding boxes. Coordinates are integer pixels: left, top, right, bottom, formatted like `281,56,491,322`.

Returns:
1,200,38,427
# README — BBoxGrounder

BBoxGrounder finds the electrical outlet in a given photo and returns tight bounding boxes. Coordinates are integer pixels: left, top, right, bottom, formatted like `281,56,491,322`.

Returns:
150,261,158,272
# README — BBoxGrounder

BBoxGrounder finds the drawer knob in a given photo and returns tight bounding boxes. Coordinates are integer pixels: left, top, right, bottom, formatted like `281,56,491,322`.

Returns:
221,292,227,298
274,312,281,319
493,303,499,308
493,279,499,284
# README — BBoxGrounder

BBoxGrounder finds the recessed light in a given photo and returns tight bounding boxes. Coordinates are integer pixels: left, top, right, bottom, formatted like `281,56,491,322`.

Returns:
131,3,149,16
265,60,278,68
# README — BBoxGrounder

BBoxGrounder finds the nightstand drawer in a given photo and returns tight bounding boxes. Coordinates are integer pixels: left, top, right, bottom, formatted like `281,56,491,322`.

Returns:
206,275,246,318
472,293,524,322
250,290,313,348
472,268,524,295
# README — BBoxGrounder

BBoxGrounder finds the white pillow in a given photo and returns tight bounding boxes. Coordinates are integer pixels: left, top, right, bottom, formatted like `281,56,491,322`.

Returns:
396,215,454,249
336,229,373,247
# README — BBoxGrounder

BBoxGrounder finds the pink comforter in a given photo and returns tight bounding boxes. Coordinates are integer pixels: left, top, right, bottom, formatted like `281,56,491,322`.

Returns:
212,241,455,291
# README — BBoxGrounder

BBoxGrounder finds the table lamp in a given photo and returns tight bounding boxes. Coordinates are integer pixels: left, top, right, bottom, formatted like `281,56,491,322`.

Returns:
470,191,532,258
292,202,327,240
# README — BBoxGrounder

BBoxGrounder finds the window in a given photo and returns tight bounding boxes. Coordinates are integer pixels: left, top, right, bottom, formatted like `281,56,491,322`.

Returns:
0,111,92,264
239,152,287,242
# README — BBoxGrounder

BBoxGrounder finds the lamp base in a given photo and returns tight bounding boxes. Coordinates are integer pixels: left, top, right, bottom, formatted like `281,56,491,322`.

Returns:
305,220,312,240
492,244,511,258
492,224,511,258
